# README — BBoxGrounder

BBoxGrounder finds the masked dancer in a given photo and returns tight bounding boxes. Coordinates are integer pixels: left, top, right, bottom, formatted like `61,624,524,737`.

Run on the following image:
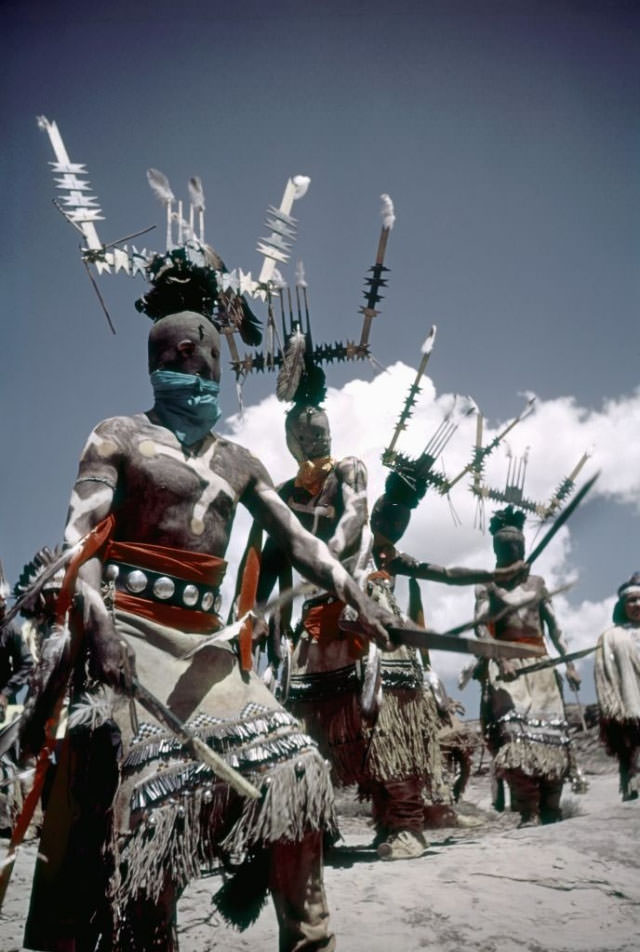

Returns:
23,249,393,952
474,507,581,826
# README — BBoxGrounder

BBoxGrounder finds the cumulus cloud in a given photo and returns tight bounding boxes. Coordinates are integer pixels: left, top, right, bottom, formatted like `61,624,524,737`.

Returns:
218,364,640,695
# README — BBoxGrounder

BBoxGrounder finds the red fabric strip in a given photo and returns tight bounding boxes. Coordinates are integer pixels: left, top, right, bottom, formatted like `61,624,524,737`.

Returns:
303,600,345,643
497,627,545,647
114,591,222,634
236,543,261,672
106,540,226,587
55,515,116,625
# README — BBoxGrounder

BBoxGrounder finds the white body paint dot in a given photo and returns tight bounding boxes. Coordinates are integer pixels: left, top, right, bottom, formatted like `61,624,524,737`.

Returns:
97,440,118,458
138,440,157,457
191,518,205,535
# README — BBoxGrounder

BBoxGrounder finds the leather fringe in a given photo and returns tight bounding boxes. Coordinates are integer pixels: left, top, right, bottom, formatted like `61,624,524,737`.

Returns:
111,747,337,933
365,687,442,792
494,738,570,781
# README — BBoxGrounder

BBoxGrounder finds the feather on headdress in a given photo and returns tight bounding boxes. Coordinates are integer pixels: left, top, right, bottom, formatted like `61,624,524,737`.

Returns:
188,176,205,211
146,168,175,204
13,545,65,616
276,330,307,402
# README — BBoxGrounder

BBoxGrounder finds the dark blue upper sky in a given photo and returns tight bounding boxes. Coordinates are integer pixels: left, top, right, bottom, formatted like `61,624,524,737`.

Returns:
2,0,638,597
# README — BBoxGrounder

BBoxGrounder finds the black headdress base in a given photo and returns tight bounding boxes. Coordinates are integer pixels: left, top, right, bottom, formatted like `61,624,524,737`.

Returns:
488,506,527,537
135,245,262,346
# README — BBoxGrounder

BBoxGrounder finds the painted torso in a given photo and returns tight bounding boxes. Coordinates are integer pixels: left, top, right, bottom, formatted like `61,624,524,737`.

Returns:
479,575,547,645
66,413,263,555
281,469,342,542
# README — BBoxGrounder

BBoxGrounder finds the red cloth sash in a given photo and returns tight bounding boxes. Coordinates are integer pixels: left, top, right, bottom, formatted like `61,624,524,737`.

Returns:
235,536,261,672
302,599,367,659
497,626,545,648
105,539,226,634
56,515,116,625
303,599,345,643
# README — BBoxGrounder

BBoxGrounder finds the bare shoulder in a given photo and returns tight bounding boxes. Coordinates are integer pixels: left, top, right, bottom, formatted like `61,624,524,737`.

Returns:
527,574,548,595
335,456,367,482
87,413,148,442
337,456,367,473
212,435,273,485
78,414,147,459
527,574,545,586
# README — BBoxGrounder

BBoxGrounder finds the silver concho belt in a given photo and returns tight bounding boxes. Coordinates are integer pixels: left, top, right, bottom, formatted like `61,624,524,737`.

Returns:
104,560,222,615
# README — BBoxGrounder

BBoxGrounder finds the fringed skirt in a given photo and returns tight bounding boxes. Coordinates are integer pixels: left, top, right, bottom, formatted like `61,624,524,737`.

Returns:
111,610,337,901
438,715,479,802
599,716,640,797
484,658,570,781
289,634,443,796
25,607,337,952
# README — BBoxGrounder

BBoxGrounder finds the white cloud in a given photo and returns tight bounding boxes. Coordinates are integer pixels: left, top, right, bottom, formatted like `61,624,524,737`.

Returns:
218,364,639,693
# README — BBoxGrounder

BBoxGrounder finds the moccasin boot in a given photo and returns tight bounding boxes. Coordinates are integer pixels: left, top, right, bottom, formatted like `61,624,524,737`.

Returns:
376,829,427,861
454,811,484,829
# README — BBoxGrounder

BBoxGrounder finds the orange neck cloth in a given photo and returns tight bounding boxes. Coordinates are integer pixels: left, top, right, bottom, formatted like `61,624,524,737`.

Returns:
294,456,336,497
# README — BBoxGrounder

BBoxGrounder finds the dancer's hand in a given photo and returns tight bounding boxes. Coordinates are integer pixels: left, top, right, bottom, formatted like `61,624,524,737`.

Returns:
498,658,518,680
565,662,581,691
494,560,528,585
87,612,136,693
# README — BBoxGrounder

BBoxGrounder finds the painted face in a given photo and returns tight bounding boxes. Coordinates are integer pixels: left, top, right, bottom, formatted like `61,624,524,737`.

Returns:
285,407,331,463
623,593,640,624
148,311,221,382
370,499,411,547
493,535,525,567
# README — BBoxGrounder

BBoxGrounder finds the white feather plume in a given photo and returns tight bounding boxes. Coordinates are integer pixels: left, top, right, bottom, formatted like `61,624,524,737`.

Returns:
457,394,479,418
276,329,307,402
292,175,311,200
188,175,205,210
517,390,538,407
146,168,175,204
380,193,396,230
266,320,274,361
271,267,287,290
295,260,307,288
68,687,119,730
421,325,437,355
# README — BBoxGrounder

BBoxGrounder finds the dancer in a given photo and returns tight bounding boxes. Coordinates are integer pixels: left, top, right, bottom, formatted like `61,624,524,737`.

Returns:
475,507,581,826
23,254,393,952
594,572,640,801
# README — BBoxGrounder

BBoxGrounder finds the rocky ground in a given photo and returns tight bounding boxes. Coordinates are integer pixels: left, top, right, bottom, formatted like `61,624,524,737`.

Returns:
1,719,638,952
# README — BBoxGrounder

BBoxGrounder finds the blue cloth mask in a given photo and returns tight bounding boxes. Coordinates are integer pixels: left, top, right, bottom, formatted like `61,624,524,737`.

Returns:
150,370,221,446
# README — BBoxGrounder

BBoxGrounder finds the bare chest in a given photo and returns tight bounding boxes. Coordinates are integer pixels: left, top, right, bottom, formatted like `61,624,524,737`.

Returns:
117,429,242,545
490,580,543,633
284,475,342,539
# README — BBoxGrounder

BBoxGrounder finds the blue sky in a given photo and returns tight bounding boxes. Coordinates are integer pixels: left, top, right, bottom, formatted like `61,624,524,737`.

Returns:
2,0,639,699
